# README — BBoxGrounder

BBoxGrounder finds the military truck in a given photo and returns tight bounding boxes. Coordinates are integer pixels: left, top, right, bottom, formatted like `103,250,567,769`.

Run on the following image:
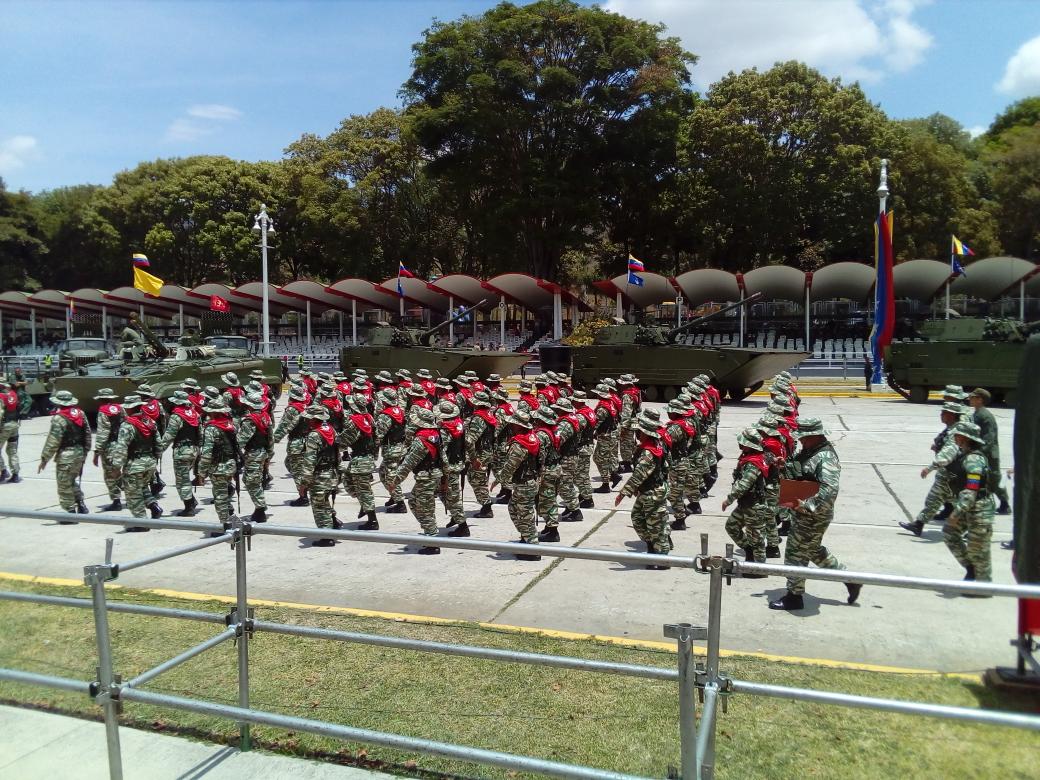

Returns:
886,317,1039,405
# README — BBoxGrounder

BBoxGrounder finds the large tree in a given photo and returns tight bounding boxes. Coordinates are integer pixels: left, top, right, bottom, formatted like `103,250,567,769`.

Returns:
402,0,694,280
677,61,890,271
0,178,47,290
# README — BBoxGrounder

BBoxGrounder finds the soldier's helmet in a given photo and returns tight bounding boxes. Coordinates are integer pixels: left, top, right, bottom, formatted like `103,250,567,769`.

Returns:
50,389,79,407
736,427,764,450
221,372,240,387
94,387,119,400
471,391,493,408
795,418,829,439
437,400,460,419
952,420,985,445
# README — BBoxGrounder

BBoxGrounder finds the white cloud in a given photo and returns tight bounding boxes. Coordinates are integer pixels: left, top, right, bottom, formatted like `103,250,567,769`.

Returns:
187,104,243,121
0,135,40,173
163,104,243,143
997,34,1040,96
967,125,987,139
605,0,933,88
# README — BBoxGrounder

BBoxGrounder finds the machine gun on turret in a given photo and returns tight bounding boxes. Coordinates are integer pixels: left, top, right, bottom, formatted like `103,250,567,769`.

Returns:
380,299,491,348
135,316,171,359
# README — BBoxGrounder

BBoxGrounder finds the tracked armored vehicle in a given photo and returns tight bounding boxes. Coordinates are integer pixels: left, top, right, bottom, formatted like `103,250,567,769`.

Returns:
540,294,808,401
340,300,529,379
886,317,1039,405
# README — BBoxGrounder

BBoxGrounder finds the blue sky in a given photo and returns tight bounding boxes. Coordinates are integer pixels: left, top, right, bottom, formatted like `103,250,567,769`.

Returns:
2,0,1040,193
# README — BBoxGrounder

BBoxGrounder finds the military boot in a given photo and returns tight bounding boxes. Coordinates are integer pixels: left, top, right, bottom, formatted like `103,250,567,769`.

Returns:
495,488,511,504
687,501,702,515
76,500,89,515
475,503,494,518
561,508,584,522
0,469,9,482
289,494,310,507
418,544,441,555
515,539,542,561
448,521,471,537
963,564,976,581
594,482,612,494
358,511,379,531
102,498,123,513
251,507,267,523
768,591,805,611
578,496,595,509
148,502,163,519
741,548,767,578
845,582,863,604
610,471,622,487
179,497,198,517
618,461,632,473
899,519,924,537
933,502,953,523
386,500,407,514
538,526,560,542
58,509,78,525
670,516,688,531
766,544,781,559
7,473,20,483
997,499,1011,516
778,519,791,536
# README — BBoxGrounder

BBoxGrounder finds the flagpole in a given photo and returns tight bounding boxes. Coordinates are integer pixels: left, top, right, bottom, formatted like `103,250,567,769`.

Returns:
871,159,889,386
946,238,952,321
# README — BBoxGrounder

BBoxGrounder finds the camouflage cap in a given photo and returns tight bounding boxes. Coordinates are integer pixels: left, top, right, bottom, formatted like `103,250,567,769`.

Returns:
220,372,240,387
453,374,471,386
413,406,438,427
602,377,618,390
243,393,265,410
332,371,346,380
552,397,575,413
249,369,265,380
416,368,434,379
591,384,611,399
246,380,263,394
795,417,829,439
952,420,985,445
377,388,398,405
667,398,688,414
534,374,548,385
570,390,588,403
49,389,78,407
301,405,328,421
94,387,119,400
204,398,231,415
136,383,156,398
203,385,221,399
181,378,201,391
634,412,661,439
407,384,428,398
435,377,453,390
736,427,764,451
493,388,511,402
508,410,534,429
396,368,412,379
288,385,308,401
347,394,369,413
532,406,557,426
486,373,502,383
517,379,533,391
463,370,478,378
120,394,144,410
471,391,493,408
374,370,394,384
169,390,190,406
437,400,460,418
941,401,968,416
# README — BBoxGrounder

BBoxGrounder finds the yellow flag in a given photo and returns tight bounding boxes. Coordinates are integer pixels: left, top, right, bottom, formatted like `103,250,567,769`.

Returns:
133,266,164,296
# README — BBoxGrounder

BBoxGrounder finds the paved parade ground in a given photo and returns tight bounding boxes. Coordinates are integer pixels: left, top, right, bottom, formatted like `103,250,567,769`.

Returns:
0,392,1017,674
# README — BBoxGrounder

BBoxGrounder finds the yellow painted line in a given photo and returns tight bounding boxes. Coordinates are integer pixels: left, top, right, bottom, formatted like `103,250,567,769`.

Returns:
0,571,979,680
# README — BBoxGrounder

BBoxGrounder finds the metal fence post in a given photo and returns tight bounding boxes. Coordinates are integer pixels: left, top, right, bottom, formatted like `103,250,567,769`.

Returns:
664,623,706,780
85,563,123,780
234,521,252,751
696,557,726,780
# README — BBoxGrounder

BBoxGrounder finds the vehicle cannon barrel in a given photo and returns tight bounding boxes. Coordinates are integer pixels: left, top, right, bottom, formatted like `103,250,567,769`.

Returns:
665,293,763,343
419,299,489,345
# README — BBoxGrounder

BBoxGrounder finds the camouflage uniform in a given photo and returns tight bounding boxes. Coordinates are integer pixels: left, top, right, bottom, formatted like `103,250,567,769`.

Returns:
198,411,240,523
0,384,22,480
274,390,310,504
375,393,408,509
298,412,341,532
620,419,671,556
464,396,498,513
724,431,770,566
93,396,124,504
339,399,378,518
779,426,845,597
943,425,996,584
393,412,443,540
534,410,563,532
497,420,542,545
552,403,584,519
239,400,273,517
108,405,160,521
915,422,960,524
682,406,709,503
665,407,696,523
40,400,91,512
972,403,1010,510
591,390,620,490
159,398,202,509
571,397,597,506
437,403,467,529
617,379,642,469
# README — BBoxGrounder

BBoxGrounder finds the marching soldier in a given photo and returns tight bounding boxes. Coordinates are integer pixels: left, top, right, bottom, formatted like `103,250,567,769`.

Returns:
300,368,318,397
769,418,860,611
274,384,312,506
108,395,161,531
464,391,498,519
756,414,786,558
391,406,444,554
570,391,597,508
900,401,966,536
221,372,247,421
968,388,1011,515
375,388,408,514
438,400,469,535
534,374,555,406
516,379,539,413
721,427,771,575
533,407,563,542
485,373,503,394
942,420,995,591
617,374,642,472
453,375,474,418
496,410,543,560
591,384,621,493
394,369,414,405
93,388,125,511
492,388,515,504
137,383,167,497
615,410,671,569
664,398,696,530
39,390,91,519
416,368,436,396
198,399,241,527
182,378,206,412
340,394,379,530
318,381,345,433
0,380,22,483
552,397,585,523
239,393,273,522
297,406,341,545
159,390,202,517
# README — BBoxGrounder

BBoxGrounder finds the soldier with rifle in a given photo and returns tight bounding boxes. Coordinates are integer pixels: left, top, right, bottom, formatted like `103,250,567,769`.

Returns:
375,388,408,514
39,390,91,521
93,388,125,512
389,406,443,554
533,407,564,543
496,409,543,560
340,394,379,530
438,400,469,536
138,383,167,497
239,393,272,522
0,379,23,484
159,390,202,517
297,405,340,546
464,391,498,520
108,394,161,532
617,373,642,473
570,391,597,509
198,398,242,529
552,396,587,523
274,385,311,507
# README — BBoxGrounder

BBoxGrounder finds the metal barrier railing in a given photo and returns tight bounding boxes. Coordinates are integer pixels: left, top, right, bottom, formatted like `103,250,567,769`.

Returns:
1,507,1039,780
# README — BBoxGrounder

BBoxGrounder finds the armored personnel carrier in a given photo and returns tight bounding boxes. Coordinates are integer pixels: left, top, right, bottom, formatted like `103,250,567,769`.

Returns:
52,318,282,416
886,317,1038,405
340,301,529,378
540,294,808,401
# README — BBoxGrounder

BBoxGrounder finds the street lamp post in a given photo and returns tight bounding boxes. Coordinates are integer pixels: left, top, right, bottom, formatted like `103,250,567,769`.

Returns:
252,205,275,356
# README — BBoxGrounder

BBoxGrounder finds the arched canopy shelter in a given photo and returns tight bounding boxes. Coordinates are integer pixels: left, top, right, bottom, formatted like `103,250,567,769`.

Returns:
0,291,65,347
672,269,741,307
326,278,400,313
948,257,1037,301
892,259,951,303
188,283,288,316
426,274,489,307
592,273,678,314
742,265,807,304
809,262,875,303
104,286,183,319
483,273,586,340
375,276,451,314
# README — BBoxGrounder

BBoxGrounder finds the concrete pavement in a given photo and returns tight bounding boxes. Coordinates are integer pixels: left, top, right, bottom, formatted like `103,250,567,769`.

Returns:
0,394,1018,672
0,704,392,779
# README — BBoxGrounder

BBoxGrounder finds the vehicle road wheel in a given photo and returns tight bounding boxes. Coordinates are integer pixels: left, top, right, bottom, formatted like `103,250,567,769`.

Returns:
907,385,928,403
643,385,659,402
662,385,678,401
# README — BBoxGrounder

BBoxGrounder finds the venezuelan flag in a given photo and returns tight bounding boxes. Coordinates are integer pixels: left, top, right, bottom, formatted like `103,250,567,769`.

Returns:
951,235,974,257
132,253,150,268
869,210,895,384
627,253,645,272
398,261,415,279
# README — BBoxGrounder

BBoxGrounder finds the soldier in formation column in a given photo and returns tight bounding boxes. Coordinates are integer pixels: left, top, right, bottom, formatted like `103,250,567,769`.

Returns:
92,388,124,511
107,395,161,532
39,390,90,520
159,390,202,517
0,380,22,484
